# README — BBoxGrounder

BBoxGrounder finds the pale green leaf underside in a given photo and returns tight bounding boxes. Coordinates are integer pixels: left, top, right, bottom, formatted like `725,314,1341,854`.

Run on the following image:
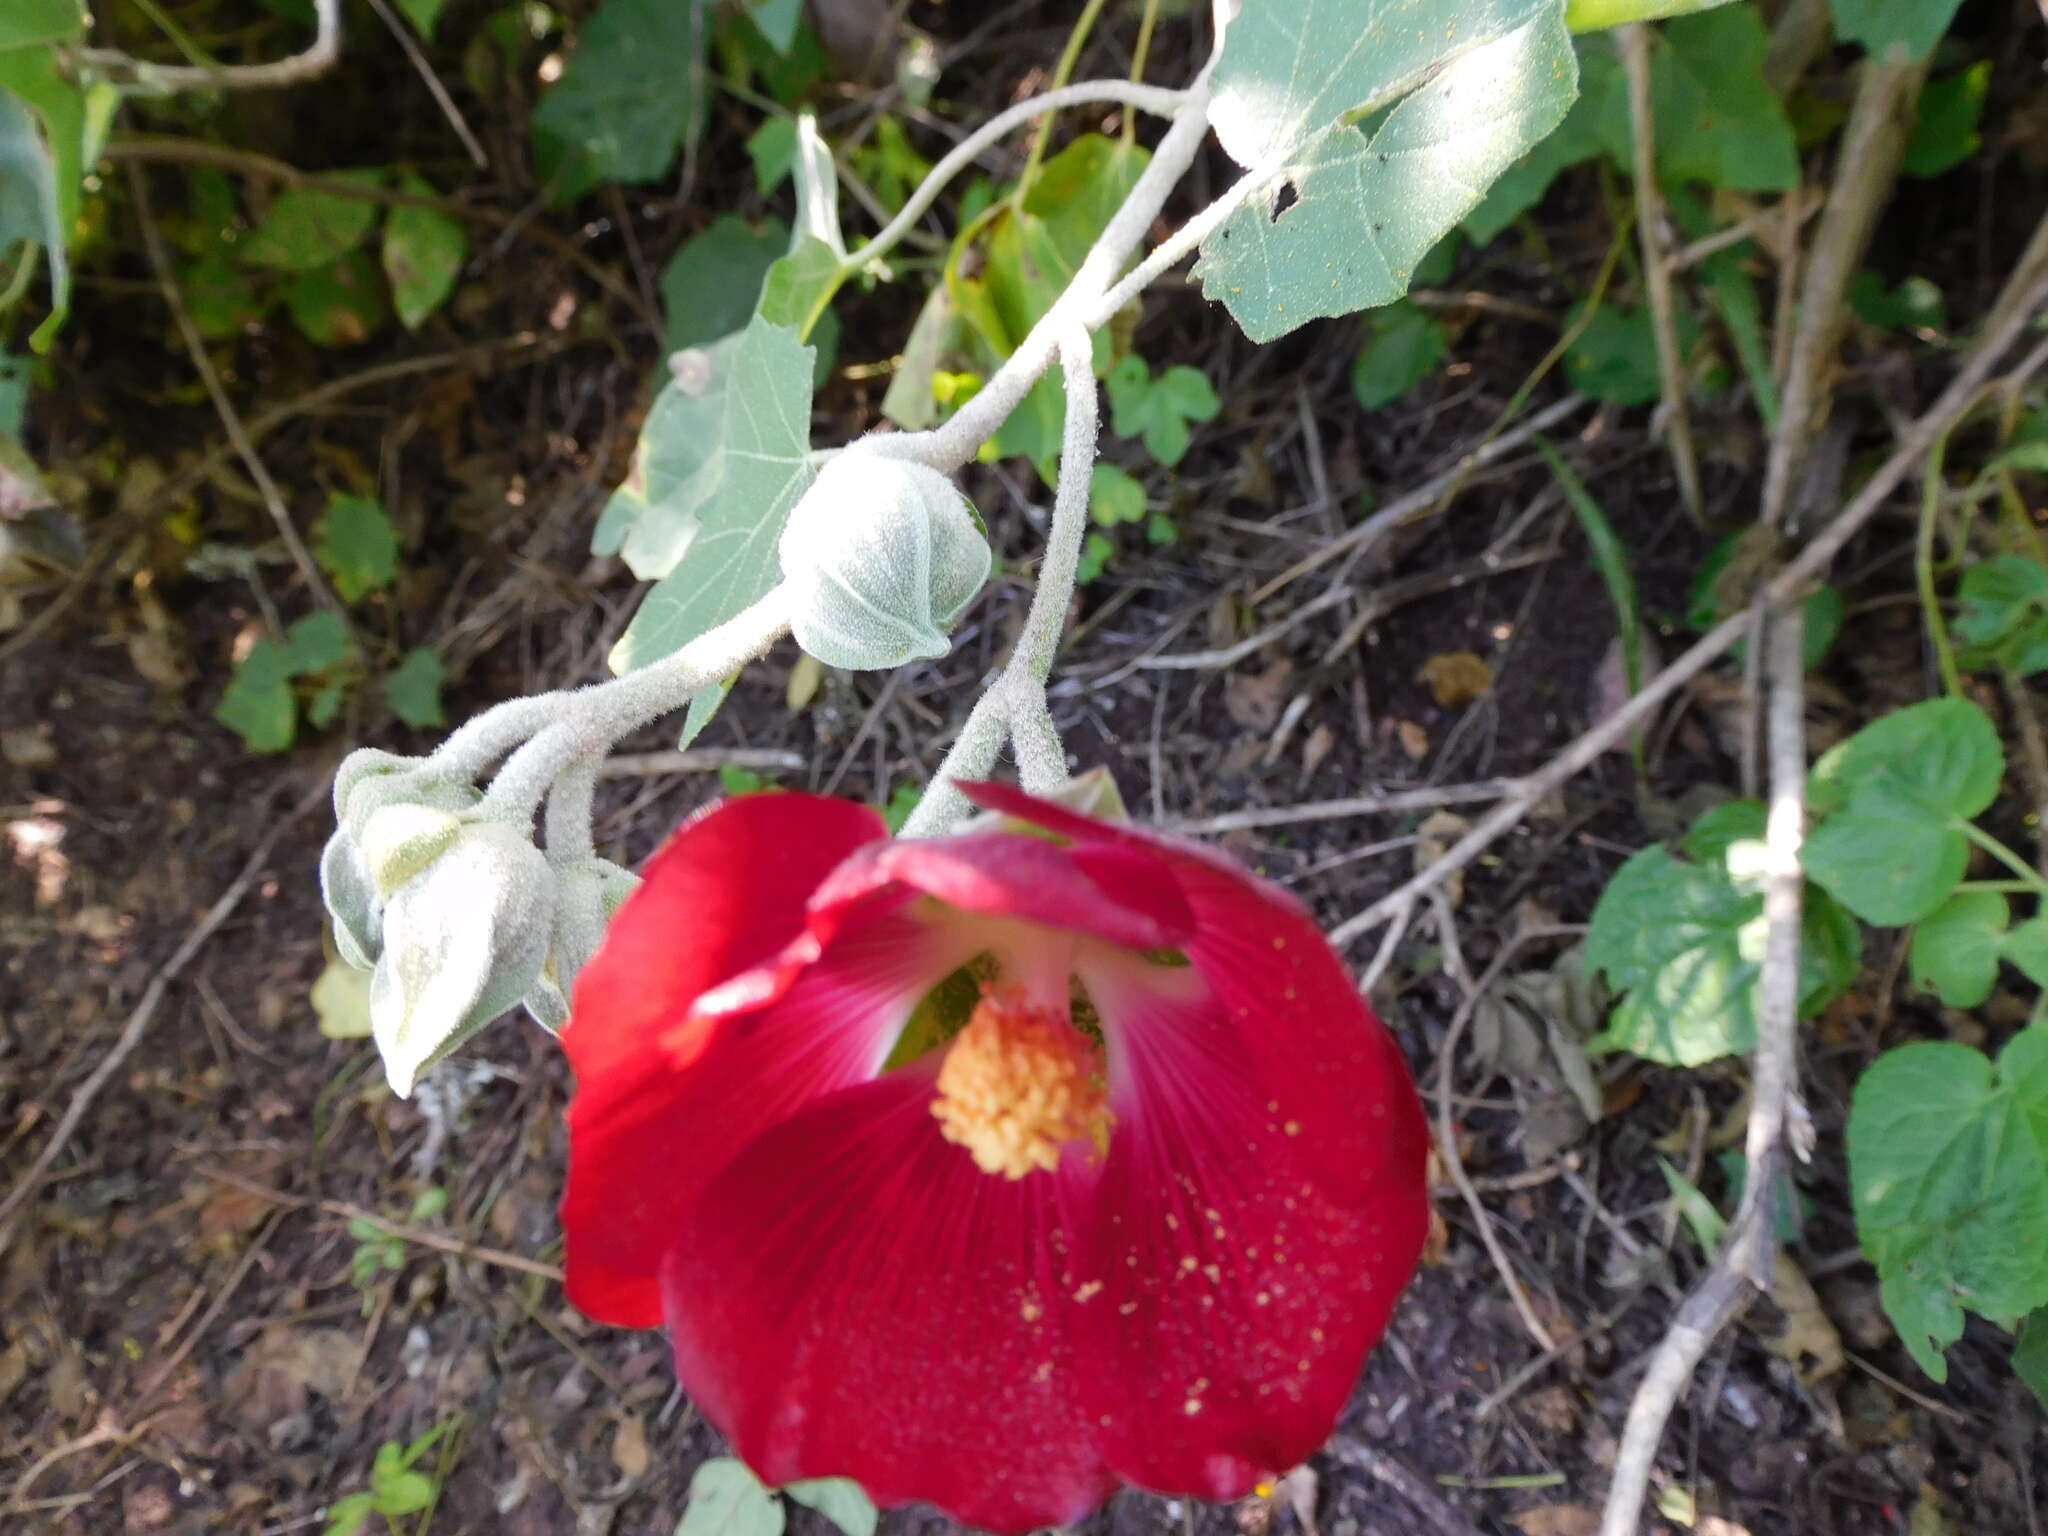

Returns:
603,316,815,741
1196,11,1578,343
1208,0,1556,168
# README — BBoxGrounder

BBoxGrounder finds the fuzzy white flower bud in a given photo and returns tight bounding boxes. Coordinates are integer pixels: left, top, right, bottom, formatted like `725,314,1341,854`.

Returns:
319,764,481,971
778,451,991,671
521,857,641,1033
370,821,556,1097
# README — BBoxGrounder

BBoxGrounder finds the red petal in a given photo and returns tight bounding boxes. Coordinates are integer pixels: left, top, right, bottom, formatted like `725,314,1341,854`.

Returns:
661,1069,1118,1534
807,830,1194,952
1064,949,1428,1498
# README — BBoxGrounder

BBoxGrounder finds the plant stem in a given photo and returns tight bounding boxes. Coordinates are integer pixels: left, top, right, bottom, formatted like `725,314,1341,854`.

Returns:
1124,0,1163,144
480,585,794,826
1957,821,2048,894
900,689,1011,838
1013,0,1113,209
839,81,1186,277
1917,433,1965,698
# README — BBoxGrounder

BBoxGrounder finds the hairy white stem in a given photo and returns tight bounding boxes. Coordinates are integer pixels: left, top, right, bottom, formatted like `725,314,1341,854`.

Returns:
481,585,794,825
843,80,1190,273
546,757,600,866
900,688,1012,837
875,61,1219,475
77,0,341,90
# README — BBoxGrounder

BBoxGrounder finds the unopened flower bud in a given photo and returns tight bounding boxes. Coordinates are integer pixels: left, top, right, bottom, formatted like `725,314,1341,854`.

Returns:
521,857,641,1033
370,821,556,1096
779,451,990,670
319,771,481,971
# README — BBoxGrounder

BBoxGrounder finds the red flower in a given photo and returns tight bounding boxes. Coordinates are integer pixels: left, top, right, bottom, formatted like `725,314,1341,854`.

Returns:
560,784,1428,1533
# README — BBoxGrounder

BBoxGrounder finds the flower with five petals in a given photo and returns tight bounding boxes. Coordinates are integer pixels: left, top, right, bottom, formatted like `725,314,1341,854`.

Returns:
560,783,1427,1532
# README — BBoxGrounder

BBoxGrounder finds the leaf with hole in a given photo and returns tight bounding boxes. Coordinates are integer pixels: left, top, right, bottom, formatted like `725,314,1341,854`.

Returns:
1197,9,1579,343
1801,698,2004,926
602,315,816,745
1350,300,1448,410
1848,1027,2048,1381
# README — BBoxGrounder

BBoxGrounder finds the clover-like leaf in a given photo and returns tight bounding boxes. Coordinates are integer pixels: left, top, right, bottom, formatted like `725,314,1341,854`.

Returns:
1196,8,1577,343
1106,356,1219,467
1849,1027,2048,1382
600,314,816,744
1910,889,2008,1008
1802,698,2004,926
317,493,400,602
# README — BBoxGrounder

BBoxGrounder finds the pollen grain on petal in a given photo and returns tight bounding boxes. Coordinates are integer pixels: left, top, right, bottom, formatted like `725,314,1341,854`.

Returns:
931,989,1111,1179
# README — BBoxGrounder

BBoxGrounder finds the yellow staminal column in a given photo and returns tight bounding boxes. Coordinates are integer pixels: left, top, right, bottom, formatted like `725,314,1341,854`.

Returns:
931,988,1110,1179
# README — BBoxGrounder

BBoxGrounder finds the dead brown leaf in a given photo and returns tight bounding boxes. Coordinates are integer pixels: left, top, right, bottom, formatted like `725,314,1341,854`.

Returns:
1417,649,1493,708
1412,810,1472,908
1301,723,1336,778
610,1410,651,1478
1395,718,1429,760
1512,1505,1601,1536
1225,658,1293,731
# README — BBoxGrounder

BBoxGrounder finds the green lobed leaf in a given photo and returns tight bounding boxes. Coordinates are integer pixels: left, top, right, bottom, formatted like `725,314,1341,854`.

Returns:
2001,915,2048,989
1088,462,1146,528
662,215,790,353
241,173,383,271
285,610,352,674
1462,40,1624,244
386,647,446,728
532,0,708,199
1645,7,1796,191
781,1480,877,1536
676,1459,785,1536
1831,0,1964,64
1910,889,2008,1008
1564,302,1662,405
1903,63,1989,179
317,494,400,602
383,176,467,330
1585,842,1858,1067
1954,555,2048,675
1350,299,1448,409
603,315,816,745
1106,356,1220,467
1848,1027,2048,1381
1801,698,2004,925
1196,10,1580,343
216,638,299,752
0,0,86,49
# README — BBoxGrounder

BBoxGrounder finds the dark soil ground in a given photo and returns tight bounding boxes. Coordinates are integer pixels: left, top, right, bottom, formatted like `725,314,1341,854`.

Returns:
4,3,2047,1534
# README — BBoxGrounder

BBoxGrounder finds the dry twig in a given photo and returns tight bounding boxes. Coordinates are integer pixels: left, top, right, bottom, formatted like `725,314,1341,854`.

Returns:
1618,24,1705,526
1598,602,1808,1536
